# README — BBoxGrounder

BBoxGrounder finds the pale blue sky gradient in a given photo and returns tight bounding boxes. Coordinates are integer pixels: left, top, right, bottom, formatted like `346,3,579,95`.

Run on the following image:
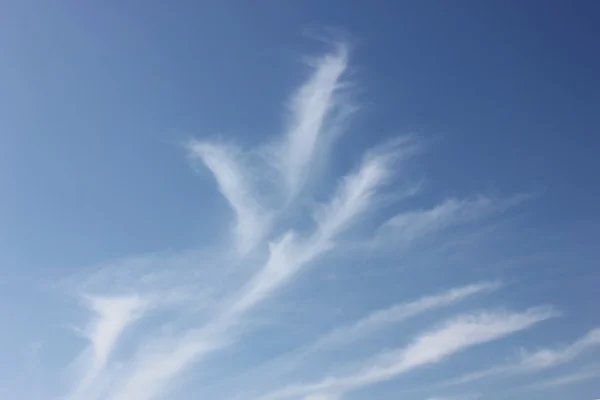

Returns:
1,2,599,400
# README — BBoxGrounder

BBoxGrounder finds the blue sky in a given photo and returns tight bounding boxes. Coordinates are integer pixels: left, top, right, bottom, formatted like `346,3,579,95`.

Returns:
1,1,600,400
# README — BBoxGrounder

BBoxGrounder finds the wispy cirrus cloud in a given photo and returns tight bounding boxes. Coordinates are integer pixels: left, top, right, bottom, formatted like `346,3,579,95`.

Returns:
203,281,501,395
105,135,405,400
274,42,350,197
187,141,269,254
376,194,532,246
311,281,501,352
76,43,356,400
67,295,149,400
228,142,401,317
83,296,149,371
260,307,557,400
449,327,600,385
42,41,570,400
521,364,600,391
188,44,351,253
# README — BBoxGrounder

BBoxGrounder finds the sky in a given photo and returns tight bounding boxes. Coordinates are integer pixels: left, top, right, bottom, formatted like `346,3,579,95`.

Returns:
1,1,600,400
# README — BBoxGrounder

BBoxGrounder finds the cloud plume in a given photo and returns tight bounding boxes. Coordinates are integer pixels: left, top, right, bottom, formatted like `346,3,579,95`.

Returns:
261,307,556,400
67,295,149,400
449,327,600,385
312,281,501,351
275,43,350,197
40,42,570,400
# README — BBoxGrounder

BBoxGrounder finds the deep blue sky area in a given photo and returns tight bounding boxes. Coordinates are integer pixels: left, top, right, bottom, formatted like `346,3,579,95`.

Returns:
1,2,599,400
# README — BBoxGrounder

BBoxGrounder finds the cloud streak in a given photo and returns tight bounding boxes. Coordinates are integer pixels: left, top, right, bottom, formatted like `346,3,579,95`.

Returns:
228,138,403,318
104,119,406,400
68,295,149,400
42,42,568,400
205,281,501,395
376,194,531,246
188,44,352,253
261,307,556,400
312,281,502,352
449,327,600,385
275,43,349,197
188,141,269,254
522,364,600,390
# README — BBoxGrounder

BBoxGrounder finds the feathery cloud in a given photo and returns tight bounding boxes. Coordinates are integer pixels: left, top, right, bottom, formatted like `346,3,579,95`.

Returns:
312,282,501,351
188,44,352,252
188,141,269,254
377,194,531,246
105,132,404,400
450,327,600,385
228,140,402,318
209,281,501,393
44,42,563,400
68,295,149,400
261,307,556,400
523,364,600,390
275,43,350,197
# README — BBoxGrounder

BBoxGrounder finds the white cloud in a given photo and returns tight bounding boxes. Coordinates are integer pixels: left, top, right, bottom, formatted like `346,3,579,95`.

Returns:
523,364,600,390
450,327,600,385
273,43,350,197
261,307,556,400
228,140,402,318
84,296,149,370
312,282,501,351
108,332,226,400
377,194,531,246
209,281,501,393
40,42,563,400
188,141,269,254
187,44,351,252
67,295,149,400
105,126,405,400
